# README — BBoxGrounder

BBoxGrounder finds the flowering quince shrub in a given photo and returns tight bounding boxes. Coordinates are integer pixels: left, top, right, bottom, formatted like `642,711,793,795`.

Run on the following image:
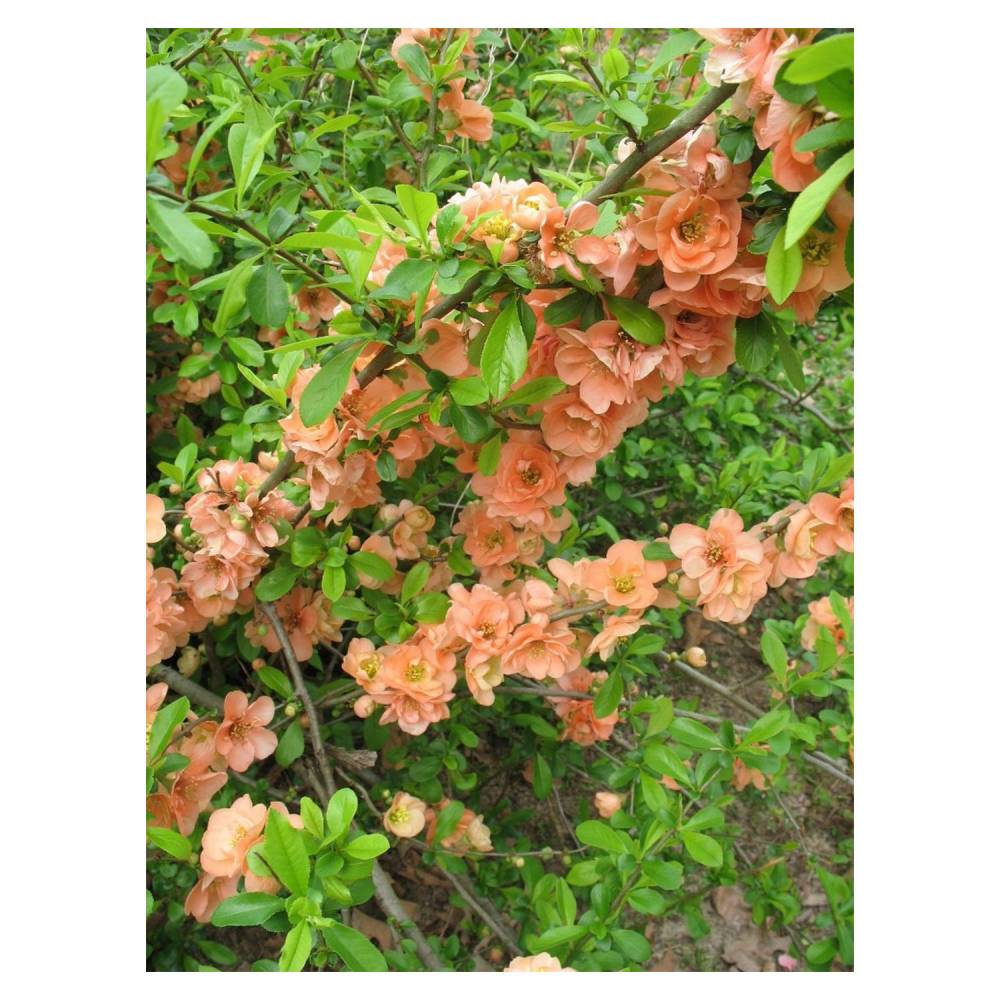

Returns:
146,27,854,972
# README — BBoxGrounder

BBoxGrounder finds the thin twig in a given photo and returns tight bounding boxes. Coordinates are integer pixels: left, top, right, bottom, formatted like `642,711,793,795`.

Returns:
438,867,523,956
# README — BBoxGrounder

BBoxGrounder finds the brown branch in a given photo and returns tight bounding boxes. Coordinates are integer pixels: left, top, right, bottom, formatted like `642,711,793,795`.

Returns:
739,369,852,446
549,599,608,622
150,665,224,712
438,867,523,956
260,602,337,796
583,83,738,203
172,28,223,70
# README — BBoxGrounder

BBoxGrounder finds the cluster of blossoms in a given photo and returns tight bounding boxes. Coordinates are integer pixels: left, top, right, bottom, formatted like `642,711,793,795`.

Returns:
670,479,854,624
146,684,284,922
382,791,493,854
392,29,492,142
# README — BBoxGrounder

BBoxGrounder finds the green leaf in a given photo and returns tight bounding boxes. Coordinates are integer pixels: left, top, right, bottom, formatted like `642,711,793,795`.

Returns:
611,928,652,963
575,820,629,854
477,433,502,476
278,231,366,252
211,892,287,927
276,720,305,767
735,313,775,371
146,197,214,269
147,826,191,859
646,697,674,738
214,255,260,335
351,551,394,582
774,327,807,392
299,797,324,840
593,669,623,720
344,833,390,860
532,753,553,799
147,696,190,762
785,150,855,246
325,788,358,842
480,298,527,399
396,43,434,85
247,261,290,328
681,831,724,868
765,226,803,304
760,630,788,686
256,666,294,700
449,375,490,406
310,113,362,138
742,708,789,746
783,33,853,84
300,341,368,426
642,743,690,786
498,376,565,408
670,717,720,750
642,541,672,560
322,921,389,971
642,858,684,891
198,939,238,966
227,336,266,367
372,258,436,304
606,296,665,345
263,808,311,897
433,800,467,843
401,561,431,604
395,184,438,240
322,565,347,603
533,924,588,949
610,98,648,129
794,119,854,153
279,921,313,972
602,48,629,83
628,887,667,915
255,558,299,602
543,290,589,325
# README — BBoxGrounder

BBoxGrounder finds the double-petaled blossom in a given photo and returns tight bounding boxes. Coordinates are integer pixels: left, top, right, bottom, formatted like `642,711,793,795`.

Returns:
754,94,823,192
186,459,297,560
180,549,262,619
802,594,854,653
670,510,768,623
471,435,568,527
369,636,458,735
500,615,581,680
504,953,574,972
344,637,391,695
214,692,278,773
586,612,644,661
445,583,525,657
200,794,269,878
455,502,520,572
147,562,190,668
810,478,854,555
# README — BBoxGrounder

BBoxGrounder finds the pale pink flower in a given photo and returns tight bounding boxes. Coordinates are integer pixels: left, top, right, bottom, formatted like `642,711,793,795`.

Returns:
146,494,166,544
383,792,428,838
594,791,623,818
445,583,525,656
802,595,854,653
539,201,610,280
504,953,573,972
581,540,668,610
809,479,854,556
587,612,644,661
501,616,581,680
200,794,268,877
184,872,239,923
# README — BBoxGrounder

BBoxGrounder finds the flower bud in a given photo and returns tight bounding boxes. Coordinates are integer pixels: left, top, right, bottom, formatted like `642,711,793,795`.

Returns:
423,544,440,559
348,536,361,551
657,521,670,534
169,483,182,496
258,451,279,472
353,694,376,719
737,626,749,636
229,511,250,531
213,615,229,627
561,854,572,867
488,947,504,964
173,524,186,541
667,572,680,586
299,713,310,729
512,856,525,868
251,658,265,671
177,646,202,677
404,506,434,531
284,703,297,718
684,646,708,668
594,791,623,818
190,341,203,355
257,624,269,637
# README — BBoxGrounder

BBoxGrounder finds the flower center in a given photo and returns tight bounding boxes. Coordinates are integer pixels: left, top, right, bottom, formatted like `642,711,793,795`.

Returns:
800,231,832,266
520,465,541,486
230,824,248,848
554,228,579,252
480,215,513,239
388,806,410,826
485,529,505,549
360,655,381,679
406,661,427,683
679,214,706,243
231,720,251,741
842,508,854,531
705,541,724,565
613,574,636,594
529,641,548,658
478,621,497,640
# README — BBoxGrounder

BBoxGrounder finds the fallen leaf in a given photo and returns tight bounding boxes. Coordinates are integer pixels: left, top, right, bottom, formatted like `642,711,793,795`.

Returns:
650,947,677,971
722,925,791,972
351,910,394,951
712,885,751,928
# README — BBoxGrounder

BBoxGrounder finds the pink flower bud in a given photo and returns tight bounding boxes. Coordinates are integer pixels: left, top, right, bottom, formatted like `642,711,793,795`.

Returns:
684,646,708,668
353,695,376,719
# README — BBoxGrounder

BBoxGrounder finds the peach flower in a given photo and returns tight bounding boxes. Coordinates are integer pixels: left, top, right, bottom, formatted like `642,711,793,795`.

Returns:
670,510,768,623
184,872,239,923
810,478,854,556
539,201,610,280
146,494,166,544
296,285,341,330
419,319,472,377
445,583,525,656
383,792,428,838
802,595,854,653
147,563,189,668
635,190,742,291
343,637,390,694
200,794,268,877
586,612,644,660
594,791,623,818
214,692,277,773
733,757,767,791
471,436,567,526
372,637,458,736
426,801,493,854
552,668,618,745
504,953,573,972
500,616,581,680
247,586,322,662
180,550,262,619
754,95,821,192
438,80,493,142
154,765,229,836
581,539,668,610
456,502,519,571
554,321,633,414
